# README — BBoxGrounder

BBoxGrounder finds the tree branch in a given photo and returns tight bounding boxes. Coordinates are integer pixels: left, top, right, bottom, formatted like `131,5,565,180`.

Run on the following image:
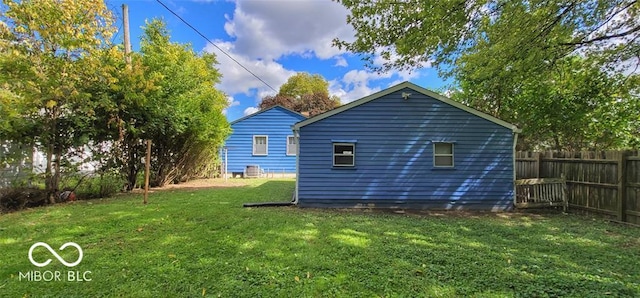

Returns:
561,25,640,46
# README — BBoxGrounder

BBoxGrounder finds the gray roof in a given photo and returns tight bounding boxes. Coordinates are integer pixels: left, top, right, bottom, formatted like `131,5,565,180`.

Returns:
293,81,521,133
230,105,306,125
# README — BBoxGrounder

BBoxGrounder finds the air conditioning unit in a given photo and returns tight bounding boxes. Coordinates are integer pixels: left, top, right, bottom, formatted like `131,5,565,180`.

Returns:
245,165,261,178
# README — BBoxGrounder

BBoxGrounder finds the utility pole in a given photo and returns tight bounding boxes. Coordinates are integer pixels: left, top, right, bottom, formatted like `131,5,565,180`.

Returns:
122,4,132,66
122,4,150,204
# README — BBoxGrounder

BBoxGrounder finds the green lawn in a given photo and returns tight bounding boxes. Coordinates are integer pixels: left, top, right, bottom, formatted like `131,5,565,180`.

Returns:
1,179,639,297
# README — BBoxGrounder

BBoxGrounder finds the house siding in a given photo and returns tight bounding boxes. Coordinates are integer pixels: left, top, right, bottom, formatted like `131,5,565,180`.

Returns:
297,87,515,210
224,107,306,174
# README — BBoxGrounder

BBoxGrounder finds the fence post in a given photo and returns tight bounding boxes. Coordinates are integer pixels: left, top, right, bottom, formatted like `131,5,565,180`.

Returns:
536,152,543,178
617,151,629,222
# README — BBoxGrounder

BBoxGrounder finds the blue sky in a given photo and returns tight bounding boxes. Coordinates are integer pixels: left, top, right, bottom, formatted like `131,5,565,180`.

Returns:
106,0,452,121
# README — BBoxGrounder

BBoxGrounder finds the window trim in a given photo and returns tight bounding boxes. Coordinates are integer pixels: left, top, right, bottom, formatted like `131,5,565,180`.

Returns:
333,142,355,167
433,142,454,168
252,135,268,156
286,135,296,156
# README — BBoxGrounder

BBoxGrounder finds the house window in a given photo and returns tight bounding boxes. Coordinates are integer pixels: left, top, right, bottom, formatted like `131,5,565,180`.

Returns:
253,135,268,156
433,142,454,167
286,136,296,156
333,143,355,167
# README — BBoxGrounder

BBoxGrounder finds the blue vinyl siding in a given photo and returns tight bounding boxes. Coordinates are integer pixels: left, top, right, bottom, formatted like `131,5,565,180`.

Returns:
297,88,515,210
224,106,305,173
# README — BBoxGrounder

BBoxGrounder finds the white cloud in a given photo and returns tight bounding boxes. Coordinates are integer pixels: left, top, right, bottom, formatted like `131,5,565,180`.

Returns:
203,0,431,110
243,106,260,116
222,96,240,115
227,96,240,107
223,0,354,60
334,56,348,67
205,41,293,100
372,49,428,82
329,70,390,103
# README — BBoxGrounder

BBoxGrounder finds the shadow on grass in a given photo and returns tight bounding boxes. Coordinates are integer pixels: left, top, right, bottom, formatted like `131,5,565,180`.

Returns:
0,179,638,297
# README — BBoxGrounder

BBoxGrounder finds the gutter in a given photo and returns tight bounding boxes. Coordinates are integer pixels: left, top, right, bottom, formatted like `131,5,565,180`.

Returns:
292,128,300,205
512,131,519,208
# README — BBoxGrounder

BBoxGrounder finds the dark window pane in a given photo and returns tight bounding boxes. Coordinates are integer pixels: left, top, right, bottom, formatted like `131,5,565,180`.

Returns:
334,155,354,166
434,156,453,167
334,144,354,154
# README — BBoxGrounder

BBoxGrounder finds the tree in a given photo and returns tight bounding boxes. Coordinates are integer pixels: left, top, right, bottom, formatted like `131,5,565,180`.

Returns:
279,73,330,98
259,72,340,116
335,0,639,74
258,95,297,111
137,19,229,187
336,0,640,150
0,0,117,203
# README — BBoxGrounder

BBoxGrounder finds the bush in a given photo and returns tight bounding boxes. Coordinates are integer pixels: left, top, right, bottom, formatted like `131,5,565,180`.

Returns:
63,172,124,200
0,187,48,214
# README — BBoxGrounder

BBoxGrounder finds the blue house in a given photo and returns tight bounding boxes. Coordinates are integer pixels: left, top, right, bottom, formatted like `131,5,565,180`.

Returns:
224,105,306,177
292,82,521,210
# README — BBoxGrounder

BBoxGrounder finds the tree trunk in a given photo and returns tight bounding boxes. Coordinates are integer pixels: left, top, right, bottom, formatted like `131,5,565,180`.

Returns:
45,142,56,204
126,141,138,191
45,105,60,204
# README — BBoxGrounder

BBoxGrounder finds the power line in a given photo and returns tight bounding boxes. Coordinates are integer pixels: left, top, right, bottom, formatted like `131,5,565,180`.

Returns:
111,22,123,44
155,0,277,93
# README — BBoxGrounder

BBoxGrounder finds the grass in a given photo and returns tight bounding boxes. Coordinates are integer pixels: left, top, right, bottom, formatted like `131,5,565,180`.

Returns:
0,179,639,297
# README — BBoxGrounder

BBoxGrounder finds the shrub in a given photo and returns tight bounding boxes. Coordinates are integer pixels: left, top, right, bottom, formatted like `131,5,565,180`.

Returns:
0,187,48,213
64,172,125,200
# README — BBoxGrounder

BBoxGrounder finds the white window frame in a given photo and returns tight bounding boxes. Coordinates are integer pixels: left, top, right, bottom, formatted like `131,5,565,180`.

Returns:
433,142,454,167
333,143,355,167
253,135,268,156
286,135,296,156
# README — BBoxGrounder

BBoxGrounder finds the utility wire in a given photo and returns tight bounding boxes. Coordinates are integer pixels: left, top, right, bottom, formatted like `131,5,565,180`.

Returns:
155,0,277,93
111,22,123,44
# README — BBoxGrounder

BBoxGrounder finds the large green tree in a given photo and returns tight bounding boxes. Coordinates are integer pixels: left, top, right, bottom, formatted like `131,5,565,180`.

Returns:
259,72,340,116
336,0,640,150
137,19,229,187
335,0,639,74
0,0,117,202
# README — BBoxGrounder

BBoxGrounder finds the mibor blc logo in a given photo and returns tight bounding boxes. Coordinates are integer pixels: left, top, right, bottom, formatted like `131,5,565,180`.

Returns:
19,242,92,282
28,242,83,267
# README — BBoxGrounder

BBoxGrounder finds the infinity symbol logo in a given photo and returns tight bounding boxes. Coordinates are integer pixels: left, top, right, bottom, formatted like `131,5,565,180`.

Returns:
28,242,83,267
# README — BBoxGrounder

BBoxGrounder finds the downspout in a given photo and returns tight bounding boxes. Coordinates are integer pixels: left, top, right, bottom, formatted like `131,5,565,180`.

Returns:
512,130,519,208
292,128,300,204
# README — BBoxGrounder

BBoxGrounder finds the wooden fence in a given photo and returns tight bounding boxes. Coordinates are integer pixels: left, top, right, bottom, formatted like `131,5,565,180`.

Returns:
515,177,567,211
516,151,640,224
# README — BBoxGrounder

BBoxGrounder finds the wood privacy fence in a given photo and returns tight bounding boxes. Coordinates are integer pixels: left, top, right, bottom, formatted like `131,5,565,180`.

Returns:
516,151,640,224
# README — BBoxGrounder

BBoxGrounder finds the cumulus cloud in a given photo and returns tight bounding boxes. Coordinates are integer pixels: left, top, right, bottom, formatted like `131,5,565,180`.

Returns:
206,41,292,100
223,0,354,60
243,106,260,116
334,56,348,67
222,96,241,115
329,69,390,103
204,0,431,110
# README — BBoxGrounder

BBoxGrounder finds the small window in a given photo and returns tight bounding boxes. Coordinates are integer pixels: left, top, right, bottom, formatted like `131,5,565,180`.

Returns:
286,136,296,156
253,135,268,155
433,142,454,167
333,143,355,167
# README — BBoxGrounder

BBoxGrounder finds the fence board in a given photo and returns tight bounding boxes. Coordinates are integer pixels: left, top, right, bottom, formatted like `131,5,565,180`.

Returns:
516,150,639,223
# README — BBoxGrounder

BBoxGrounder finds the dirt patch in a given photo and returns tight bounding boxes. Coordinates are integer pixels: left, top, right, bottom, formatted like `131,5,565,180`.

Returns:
131,178,251,193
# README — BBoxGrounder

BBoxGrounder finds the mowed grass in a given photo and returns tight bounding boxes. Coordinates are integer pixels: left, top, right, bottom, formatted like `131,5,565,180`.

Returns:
1,179,639,297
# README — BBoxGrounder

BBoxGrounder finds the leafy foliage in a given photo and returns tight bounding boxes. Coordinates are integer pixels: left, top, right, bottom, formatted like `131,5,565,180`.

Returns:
336,0,640,150
0,0,117,202
336,0,639,74
1,2,230,198
259,73,340,116
137,19,229,187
